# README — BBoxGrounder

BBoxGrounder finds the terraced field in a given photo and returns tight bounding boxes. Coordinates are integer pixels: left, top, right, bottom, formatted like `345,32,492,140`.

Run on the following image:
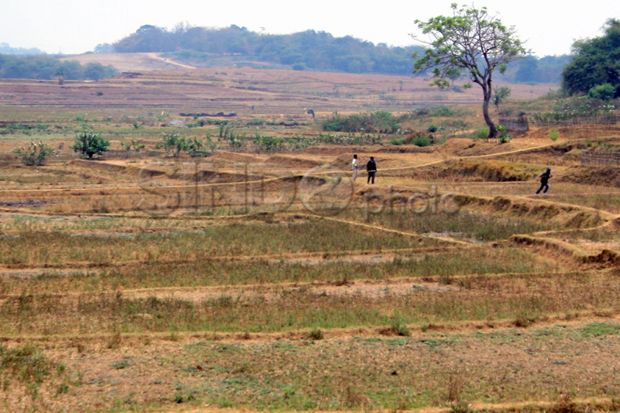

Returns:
0,74,619,412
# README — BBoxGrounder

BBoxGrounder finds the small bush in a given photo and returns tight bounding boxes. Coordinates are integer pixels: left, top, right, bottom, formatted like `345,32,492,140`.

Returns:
497,125,511,144
121,139,145,152
56,383,70,395
549,129,560,142
14,141,54,166
159,132,187,157
471,128,489,139
253,134,284,152
307,328,324,340
588,83,616,100
72,128,109,159
390,138,405,145
412,136,432,147
322,111,399,133
427,124,439,133
387,315,410,336
514,314,537,328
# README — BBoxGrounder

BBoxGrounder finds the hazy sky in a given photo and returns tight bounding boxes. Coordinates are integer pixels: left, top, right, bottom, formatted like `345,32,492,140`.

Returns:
1,0,618,56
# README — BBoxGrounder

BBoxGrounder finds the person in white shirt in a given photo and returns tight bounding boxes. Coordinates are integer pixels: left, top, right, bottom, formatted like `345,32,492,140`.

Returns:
351,154,359,183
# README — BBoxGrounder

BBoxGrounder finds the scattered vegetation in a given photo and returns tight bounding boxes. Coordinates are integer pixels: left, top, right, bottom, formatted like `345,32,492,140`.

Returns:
158,133,211,157
322,111,399,133
0,344,66,403
121,139,145,152
14,141,54,166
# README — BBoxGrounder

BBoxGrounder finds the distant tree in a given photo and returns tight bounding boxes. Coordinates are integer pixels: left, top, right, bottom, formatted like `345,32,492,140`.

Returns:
493,87,511,110
413,4,526,138
0,55,115,80
72,128,109,159
514,56,538,82
83,63,116,80
94,43,114,53
562,19,620,97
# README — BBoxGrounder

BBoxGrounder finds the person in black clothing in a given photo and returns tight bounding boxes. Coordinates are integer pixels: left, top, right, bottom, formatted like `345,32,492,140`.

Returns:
536,167,552,194
366,156,377,184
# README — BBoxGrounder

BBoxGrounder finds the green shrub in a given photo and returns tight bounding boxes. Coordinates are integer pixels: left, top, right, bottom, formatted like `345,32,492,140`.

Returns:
412,136,432,147
588,83,616,100
253,134,284,152
387,314,410,336
14,141,54,166
497,124,511,144
121,139,145,152
548,129,560,142
322,111,399,133
427,124,439,133
471,128,489,139
72,128,109,159
159,132,187,157
390,138,405,145
56,383,70,395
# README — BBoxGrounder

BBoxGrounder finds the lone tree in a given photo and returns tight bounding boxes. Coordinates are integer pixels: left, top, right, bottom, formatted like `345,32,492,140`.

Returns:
413,4,526,138
73,128,109,159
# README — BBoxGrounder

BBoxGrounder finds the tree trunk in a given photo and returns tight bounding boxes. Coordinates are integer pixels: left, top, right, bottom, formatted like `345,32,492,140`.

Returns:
482,89,498,139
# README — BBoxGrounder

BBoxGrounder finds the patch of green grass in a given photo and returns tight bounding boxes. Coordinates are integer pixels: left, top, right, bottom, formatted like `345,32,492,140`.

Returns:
578,322,620,337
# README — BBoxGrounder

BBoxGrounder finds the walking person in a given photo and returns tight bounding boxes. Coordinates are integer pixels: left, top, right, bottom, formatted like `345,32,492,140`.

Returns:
366,156,377,184
351,154,359,183
536,167,552,194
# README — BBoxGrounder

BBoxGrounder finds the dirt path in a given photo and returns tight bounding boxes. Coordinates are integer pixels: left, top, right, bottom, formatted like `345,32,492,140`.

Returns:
146,52,196,70
161,397,619,413
301,213,473,246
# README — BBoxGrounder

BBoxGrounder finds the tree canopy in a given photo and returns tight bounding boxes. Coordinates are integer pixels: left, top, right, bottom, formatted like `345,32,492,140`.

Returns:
413,4,527,138
562,19,620,97
0,54,117,80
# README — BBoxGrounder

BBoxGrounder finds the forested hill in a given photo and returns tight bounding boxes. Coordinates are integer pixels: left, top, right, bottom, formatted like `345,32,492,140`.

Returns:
0,42,44,55
105,24,570,83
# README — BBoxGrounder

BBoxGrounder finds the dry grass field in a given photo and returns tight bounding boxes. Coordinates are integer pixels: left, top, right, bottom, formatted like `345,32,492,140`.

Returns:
0,66,619,412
